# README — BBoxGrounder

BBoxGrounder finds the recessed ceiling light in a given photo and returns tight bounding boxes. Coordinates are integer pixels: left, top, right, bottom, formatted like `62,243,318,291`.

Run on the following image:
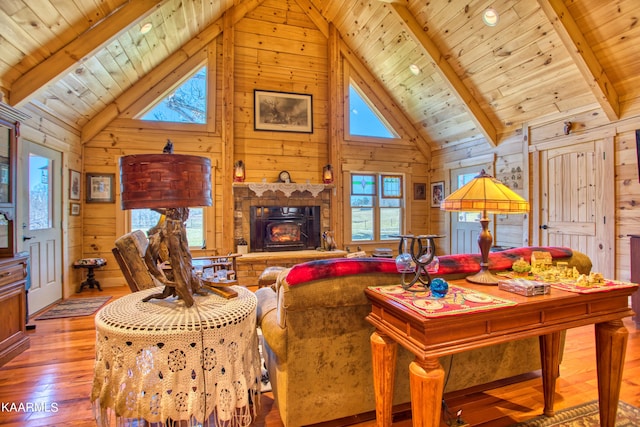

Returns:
140,22,153,34
409,64,421,75
482,8,499,27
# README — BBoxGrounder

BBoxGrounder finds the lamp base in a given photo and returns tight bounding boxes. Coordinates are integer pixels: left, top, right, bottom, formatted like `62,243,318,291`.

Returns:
465,268,501,285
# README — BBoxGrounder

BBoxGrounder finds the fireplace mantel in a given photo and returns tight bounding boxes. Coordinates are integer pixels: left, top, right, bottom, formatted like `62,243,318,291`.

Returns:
233,182,333,197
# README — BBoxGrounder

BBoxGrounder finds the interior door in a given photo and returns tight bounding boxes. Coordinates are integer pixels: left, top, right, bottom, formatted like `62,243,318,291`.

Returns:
537,138,614,278
20,141,62,314
449,165,492,254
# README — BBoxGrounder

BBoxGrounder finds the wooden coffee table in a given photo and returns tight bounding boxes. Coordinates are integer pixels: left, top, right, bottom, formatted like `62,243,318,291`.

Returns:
364,279,637,427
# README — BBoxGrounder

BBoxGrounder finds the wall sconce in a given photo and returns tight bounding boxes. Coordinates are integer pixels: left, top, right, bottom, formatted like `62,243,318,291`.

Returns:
234,160,245,182
323,164,334,184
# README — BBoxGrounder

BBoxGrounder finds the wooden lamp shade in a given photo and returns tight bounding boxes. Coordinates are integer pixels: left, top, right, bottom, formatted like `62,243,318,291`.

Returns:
119,154,212,210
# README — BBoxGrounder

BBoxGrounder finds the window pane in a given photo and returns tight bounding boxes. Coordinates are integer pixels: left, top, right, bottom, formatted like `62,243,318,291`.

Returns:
29,154,52,230
131,209,161,233
140,66,207,124
380,198,400,208
352,174,376,195
458,212,481,223
131,208,205,248
349,85,395,138
380,207,401,240
381,175,402,198
351,195,373,208
351,207,373,241
456,173,481,223
185,208,204,247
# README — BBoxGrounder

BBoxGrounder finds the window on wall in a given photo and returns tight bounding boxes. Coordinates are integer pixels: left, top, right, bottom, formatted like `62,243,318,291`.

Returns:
350,173,403,242
130,208,205,248
348,82,397,139
139,66,207,124
455,173,482,224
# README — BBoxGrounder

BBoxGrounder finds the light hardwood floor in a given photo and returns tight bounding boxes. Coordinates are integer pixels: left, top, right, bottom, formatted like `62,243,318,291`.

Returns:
0,285,638,427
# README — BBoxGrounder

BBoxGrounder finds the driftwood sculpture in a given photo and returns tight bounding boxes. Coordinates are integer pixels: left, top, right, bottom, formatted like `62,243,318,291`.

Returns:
141,207,204,307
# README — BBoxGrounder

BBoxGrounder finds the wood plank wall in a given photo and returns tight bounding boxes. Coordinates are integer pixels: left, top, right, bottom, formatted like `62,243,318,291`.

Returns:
430,109,640,282
81,0,431,287
14,0,639,291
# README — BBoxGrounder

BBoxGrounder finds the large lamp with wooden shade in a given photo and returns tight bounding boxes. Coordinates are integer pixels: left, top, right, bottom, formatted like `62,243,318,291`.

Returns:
119,152,212,307
440,170,529,285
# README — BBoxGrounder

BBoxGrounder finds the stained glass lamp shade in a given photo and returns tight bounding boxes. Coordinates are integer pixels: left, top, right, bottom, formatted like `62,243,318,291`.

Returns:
440,170,529,284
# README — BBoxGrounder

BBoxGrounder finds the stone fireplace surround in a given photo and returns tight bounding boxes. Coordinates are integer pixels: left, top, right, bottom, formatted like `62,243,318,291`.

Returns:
232,184,342,286
233,184,332,253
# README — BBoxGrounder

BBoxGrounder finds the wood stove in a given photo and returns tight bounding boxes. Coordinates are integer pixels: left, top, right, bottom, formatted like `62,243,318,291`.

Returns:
250,206,320,251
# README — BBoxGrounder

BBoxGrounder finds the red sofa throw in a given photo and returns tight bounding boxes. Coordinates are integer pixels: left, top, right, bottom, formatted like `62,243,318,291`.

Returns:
284,246,574,286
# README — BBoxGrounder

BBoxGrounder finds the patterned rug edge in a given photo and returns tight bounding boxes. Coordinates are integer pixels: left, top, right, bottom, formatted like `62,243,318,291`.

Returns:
35,296,112,320
510,400,639,426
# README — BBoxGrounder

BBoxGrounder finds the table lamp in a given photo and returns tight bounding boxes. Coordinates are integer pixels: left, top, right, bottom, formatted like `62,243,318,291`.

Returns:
440,169,529,285
119,152,212,306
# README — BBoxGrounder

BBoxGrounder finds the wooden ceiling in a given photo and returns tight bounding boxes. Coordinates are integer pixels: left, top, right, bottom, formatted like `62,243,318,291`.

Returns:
1,0,639,149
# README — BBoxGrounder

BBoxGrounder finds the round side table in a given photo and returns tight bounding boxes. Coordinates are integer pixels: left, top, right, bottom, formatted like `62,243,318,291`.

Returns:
74,258,106,292
91,286,261,427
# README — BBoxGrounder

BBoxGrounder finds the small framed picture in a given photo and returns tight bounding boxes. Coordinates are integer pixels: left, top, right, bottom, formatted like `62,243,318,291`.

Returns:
431,181,444,208
70,203,80,216
254,90,313,133
69,169,81,200
413,182,426,200
86,173,115,203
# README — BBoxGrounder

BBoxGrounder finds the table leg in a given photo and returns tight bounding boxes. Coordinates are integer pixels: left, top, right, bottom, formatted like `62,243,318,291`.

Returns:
595,320,628,427
539,331,562,416
371,331,397,427
409,357,444,427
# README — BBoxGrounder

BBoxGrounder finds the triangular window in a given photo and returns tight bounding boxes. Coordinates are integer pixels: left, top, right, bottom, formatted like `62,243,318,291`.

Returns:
140,66,207,124
349,83,396,138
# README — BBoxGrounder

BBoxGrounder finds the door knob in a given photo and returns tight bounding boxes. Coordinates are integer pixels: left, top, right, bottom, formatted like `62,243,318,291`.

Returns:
540,225,549,230
23,235,34,241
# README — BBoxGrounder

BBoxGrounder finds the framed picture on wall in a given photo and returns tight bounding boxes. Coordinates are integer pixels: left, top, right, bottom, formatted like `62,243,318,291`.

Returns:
69,169,81,200
70,203,80,216
431,181,444,208
86,173,115,203
254,90,313,133
413,182,426,200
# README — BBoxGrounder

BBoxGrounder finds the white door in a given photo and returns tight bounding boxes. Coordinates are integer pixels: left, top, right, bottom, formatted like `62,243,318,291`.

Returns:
536,137,614,277
20,141,62,314
449,165,492,254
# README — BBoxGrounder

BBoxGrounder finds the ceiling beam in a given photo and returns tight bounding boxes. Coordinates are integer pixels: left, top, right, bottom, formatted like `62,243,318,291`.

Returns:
81,0,265,143
387,3,498,147
9,0,163,107
294,0,329,38
537,0,619,121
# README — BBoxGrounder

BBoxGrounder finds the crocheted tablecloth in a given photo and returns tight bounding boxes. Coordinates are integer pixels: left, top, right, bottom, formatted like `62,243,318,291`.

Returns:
91,286,261,427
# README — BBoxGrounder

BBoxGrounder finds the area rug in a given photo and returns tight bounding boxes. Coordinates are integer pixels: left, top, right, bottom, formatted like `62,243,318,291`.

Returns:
35,296,111,320
511,400,639,426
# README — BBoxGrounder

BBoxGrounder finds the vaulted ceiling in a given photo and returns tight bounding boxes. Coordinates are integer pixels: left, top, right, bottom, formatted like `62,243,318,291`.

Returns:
1,0,639,149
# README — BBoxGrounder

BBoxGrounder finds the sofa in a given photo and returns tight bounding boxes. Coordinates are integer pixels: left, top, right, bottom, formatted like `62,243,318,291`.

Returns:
255,246,592,427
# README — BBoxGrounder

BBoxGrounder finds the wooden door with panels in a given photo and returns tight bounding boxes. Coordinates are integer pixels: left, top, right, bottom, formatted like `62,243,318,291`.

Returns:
449,162,494,255
534,137,614,278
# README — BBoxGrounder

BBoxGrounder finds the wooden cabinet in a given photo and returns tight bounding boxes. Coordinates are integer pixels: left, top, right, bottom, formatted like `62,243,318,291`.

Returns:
0,103,30,366
0,255,29,367
630,235,640,328
0,103,26,258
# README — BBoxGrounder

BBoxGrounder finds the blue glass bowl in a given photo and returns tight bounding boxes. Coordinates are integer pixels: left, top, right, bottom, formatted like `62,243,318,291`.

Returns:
430,278,449,299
